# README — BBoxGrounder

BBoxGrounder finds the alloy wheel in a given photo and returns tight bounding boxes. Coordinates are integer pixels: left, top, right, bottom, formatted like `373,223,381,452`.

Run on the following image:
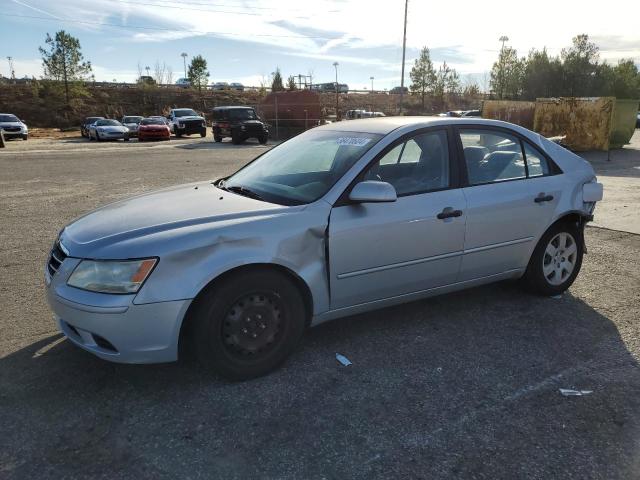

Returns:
542,232,577,286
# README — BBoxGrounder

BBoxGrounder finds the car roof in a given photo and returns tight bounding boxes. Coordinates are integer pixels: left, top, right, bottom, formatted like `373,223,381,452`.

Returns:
316,116,532,135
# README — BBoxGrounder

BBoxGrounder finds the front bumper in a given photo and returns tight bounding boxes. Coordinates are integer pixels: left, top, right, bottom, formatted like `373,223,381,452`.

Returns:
176,123,206,134
2,130,26,138
46,261,190,364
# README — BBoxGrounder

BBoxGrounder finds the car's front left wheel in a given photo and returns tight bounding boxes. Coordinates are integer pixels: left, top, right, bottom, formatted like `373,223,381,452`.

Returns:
523,221,584,296
192,270,307,380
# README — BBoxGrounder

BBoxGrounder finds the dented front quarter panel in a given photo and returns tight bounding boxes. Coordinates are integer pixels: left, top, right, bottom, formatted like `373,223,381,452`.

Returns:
131,200,332,315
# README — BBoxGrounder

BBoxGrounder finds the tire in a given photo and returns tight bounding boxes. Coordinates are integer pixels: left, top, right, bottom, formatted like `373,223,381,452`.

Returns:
200,128,206,138
138,137,144,142
123,137,130,142
231,130,243,145
258,134,268,145
22,135,28,141
192,270,307,380
523,221,584,296
213,129,222,142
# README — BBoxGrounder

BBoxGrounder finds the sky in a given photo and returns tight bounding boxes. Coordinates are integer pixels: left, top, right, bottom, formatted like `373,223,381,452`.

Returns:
1,0,639,91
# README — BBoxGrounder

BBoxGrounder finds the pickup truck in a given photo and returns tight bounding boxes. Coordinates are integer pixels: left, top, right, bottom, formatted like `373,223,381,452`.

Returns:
167,108,207,137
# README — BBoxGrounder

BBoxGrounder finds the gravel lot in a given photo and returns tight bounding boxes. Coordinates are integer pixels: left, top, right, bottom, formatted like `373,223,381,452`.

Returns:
1,133,639,479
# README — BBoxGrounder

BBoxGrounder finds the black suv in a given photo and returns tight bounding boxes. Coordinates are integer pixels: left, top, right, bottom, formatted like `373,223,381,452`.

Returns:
211,106,268,145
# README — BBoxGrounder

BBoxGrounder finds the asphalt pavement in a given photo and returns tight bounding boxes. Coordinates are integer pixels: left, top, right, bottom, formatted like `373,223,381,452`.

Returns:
0,133,639,479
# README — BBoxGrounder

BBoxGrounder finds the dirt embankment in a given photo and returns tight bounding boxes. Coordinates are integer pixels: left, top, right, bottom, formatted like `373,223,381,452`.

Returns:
0,83,483,129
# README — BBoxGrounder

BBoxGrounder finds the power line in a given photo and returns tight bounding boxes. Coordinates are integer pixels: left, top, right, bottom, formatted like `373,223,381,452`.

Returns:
0,12,343,40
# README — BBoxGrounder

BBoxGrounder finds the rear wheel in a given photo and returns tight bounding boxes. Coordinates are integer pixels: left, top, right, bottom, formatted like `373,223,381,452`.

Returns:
258,134,268,145
200,128,207,138
523,221,584,296
192,270,307,380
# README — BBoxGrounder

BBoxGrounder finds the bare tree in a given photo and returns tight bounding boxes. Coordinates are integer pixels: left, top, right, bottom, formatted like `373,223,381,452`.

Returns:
165,66,173,85
153,60,166,85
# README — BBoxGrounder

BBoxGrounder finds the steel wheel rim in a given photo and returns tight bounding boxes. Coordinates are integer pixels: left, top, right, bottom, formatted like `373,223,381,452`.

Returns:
221,291,284,358
542,232,577,286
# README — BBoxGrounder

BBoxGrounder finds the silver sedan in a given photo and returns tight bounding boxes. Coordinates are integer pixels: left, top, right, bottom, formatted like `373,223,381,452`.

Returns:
45,117,603,379
88,119,130,141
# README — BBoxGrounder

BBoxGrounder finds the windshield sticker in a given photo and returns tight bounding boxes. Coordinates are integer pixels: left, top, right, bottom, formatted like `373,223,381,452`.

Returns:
336,137,372,147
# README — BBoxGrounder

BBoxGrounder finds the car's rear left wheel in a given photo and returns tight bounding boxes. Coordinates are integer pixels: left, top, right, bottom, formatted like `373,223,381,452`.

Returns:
192,270,306,380
523,221,584,296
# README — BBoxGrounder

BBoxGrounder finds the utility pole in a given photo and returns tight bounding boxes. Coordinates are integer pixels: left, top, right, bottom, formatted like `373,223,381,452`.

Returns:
181,52,188,79
370,76,374,93
333,62,339,121
399,0,408,115
498,36,509,99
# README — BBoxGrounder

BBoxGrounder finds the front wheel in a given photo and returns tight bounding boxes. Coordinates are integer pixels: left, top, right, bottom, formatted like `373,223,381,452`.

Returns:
231,130,243,145
523,222,584,296
22,135,28,141
192,270,307,380
258,134,268,145
200,128,206,138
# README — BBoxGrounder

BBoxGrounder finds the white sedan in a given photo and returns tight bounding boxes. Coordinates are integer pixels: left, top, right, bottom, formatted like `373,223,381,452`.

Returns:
88,119,130,141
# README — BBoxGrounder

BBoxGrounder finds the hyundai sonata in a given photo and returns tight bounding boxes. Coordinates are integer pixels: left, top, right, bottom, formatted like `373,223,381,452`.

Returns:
45,117,603,379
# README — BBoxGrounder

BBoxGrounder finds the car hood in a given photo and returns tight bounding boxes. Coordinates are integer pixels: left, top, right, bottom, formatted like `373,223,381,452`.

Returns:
61,182,290,256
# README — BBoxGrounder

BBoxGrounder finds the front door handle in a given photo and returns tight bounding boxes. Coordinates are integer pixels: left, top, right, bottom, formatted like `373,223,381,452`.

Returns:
437,208,463,220
534,193,554,203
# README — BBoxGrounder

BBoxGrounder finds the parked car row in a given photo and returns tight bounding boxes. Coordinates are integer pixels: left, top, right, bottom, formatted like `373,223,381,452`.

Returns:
0,113,28,140
80,115,172,142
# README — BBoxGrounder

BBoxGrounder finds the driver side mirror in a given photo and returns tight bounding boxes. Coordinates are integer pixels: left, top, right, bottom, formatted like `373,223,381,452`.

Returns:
349,181,397,203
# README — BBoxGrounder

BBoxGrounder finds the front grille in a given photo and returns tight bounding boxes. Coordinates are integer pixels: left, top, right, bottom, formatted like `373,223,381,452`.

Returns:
2,126,20,132
47,241,68,277
181,119,203,128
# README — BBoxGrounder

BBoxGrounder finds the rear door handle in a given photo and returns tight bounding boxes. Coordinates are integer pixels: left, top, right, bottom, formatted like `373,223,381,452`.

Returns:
437,208,463,220
534,194,554,203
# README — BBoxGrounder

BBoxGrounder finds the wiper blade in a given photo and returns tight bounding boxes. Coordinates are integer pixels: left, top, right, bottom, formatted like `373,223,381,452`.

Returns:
224,185,266,201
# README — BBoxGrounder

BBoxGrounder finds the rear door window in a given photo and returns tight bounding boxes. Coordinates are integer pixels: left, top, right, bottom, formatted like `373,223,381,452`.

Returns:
459,129,526,185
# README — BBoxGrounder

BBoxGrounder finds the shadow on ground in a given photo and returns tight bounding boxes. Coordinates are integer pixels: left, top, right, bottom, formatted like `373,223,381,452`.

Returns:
1,281,639,479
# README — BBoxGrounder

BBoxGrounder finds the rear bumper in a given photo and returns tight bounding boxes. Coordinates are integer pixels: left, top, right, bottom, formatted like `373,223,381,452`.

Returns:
47,288,190,364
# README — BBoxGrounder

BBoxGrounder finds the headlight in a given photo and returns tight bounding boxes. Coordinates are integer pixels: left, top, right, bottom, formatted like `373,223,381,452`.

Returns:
67,258,157,294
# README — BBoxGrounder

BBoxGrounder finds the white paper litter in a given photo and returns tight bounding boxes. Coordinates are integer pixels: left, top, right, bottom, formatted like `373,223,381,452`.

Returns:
559,388,593,396
335,353,352,366
551,294,563,299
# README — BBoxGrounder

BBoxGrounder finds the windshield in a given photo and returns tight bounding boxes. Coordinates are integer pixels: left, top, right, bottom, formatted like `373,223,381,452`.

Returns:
228,109,257,121
141,118,165,125
123,116,143,123
174,109,198,117
223,129,382,205
96,120,122,126
0,114,19,122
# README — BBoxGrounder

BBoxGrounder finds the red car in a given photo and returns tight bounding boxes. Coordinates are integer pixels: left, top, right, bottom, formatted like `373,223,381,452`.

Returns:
138,117,171,141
